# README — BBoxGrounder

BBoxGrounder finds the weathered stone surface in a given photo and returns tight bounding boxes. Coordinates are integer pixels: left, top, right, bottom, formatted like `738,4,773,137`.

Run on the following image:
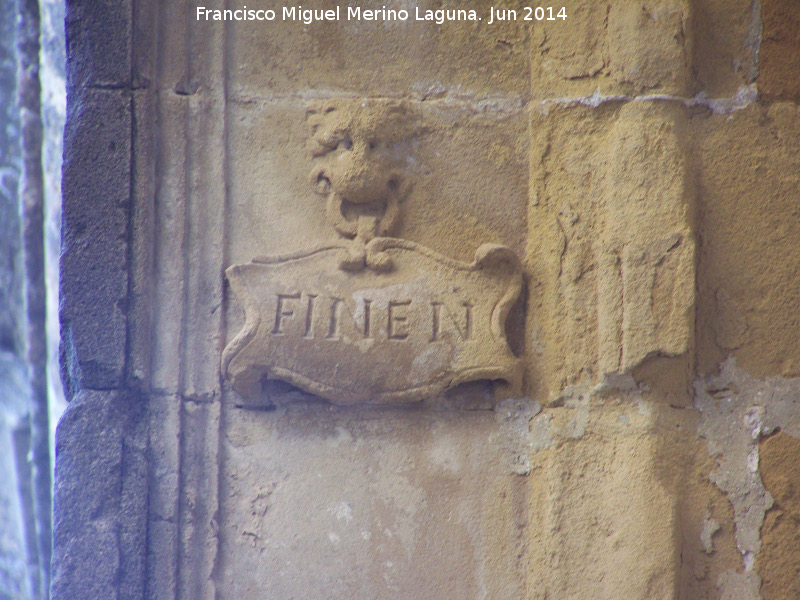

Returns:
18,0,55,592
52,1,800,599
527,101,694,399
526,390,741,600
226,0,529,99
694,102,800,378
759,0,800,103
51,389,147,600
60,87,131,393
598,102,694,374
0,13,27,588
532,0,762,101
759,432,800,600
530,2,607,96
607,0,691,95
0,3,29,587
692,0,758,96
0,418,28,600
145,395,181,600
531,0,692,99
224,241,522,403
218,400,529,599
0,0,21,358
65,0,132,90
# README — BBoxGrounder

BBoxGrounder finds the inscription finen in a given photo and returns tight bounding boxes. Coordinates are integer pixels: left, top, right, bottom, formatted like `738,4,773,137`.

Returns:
222,99,524,404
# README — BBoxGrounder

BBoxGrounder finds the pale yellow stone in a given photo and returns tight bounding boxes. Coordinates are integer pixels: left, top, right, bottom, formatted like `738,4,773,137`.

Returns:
123,2,800,599
527,102,694,396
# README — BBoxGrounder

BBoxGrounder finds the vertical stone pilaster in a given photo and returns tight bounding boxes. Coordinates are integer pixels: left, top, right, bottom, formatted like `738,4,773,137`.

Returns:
527,404,684,600
597,101,695,378
526,2,697,598
54,3,145,600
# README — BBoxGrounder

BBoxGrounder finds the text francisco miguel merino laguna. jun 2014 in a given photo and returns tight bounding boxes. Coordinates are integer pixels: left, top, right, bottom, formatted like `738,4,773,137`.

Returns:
196,5,568,25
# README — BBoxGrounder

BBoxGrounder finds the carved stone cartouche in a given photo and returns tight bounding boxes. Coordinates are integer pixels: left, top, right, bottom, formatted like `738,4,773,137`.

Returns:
222,100,523,404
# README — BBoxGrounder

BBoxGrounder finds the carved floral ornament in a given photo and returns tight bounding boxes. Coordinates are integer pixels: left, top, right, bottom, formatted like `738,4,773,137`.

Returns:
222,99,524,404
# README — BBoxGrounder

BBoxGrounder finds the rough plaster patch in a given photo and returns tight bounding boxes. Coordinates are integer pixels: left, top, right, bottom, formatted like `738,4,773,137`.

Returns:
528,412,553,452
537,84,757,115
528,378,655,459
593,372,639,396
495,397,541,475
553,384,592,439
531,377,655,454
695,361,773,559
694,357,800,588
717,570,761,600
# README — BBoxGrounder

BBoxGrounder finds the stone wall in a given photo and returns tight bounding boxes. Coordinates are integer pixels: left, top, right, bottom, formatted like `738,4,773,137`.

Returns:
54,1,800,599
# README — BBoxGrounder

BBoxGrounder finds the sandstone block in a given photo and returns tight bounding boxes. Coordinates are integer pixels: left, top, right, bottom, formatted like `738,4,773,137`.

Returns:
532,0,692,99
528,102,694,395
226,0,529,99
759,0,800,103
691,0,757,96
694,103,800,378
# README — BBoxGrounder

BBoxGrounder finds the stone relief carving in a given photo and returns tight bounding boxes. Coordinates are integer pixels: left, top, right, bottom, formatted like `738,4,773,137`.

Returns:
222,99,523,404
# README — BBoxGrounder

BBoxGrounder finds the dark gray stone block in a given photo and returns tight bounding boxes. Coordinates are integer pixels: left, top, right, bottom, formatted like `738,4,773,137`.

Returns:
60,87,131,393
51,389,147,600
65,0,132,90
